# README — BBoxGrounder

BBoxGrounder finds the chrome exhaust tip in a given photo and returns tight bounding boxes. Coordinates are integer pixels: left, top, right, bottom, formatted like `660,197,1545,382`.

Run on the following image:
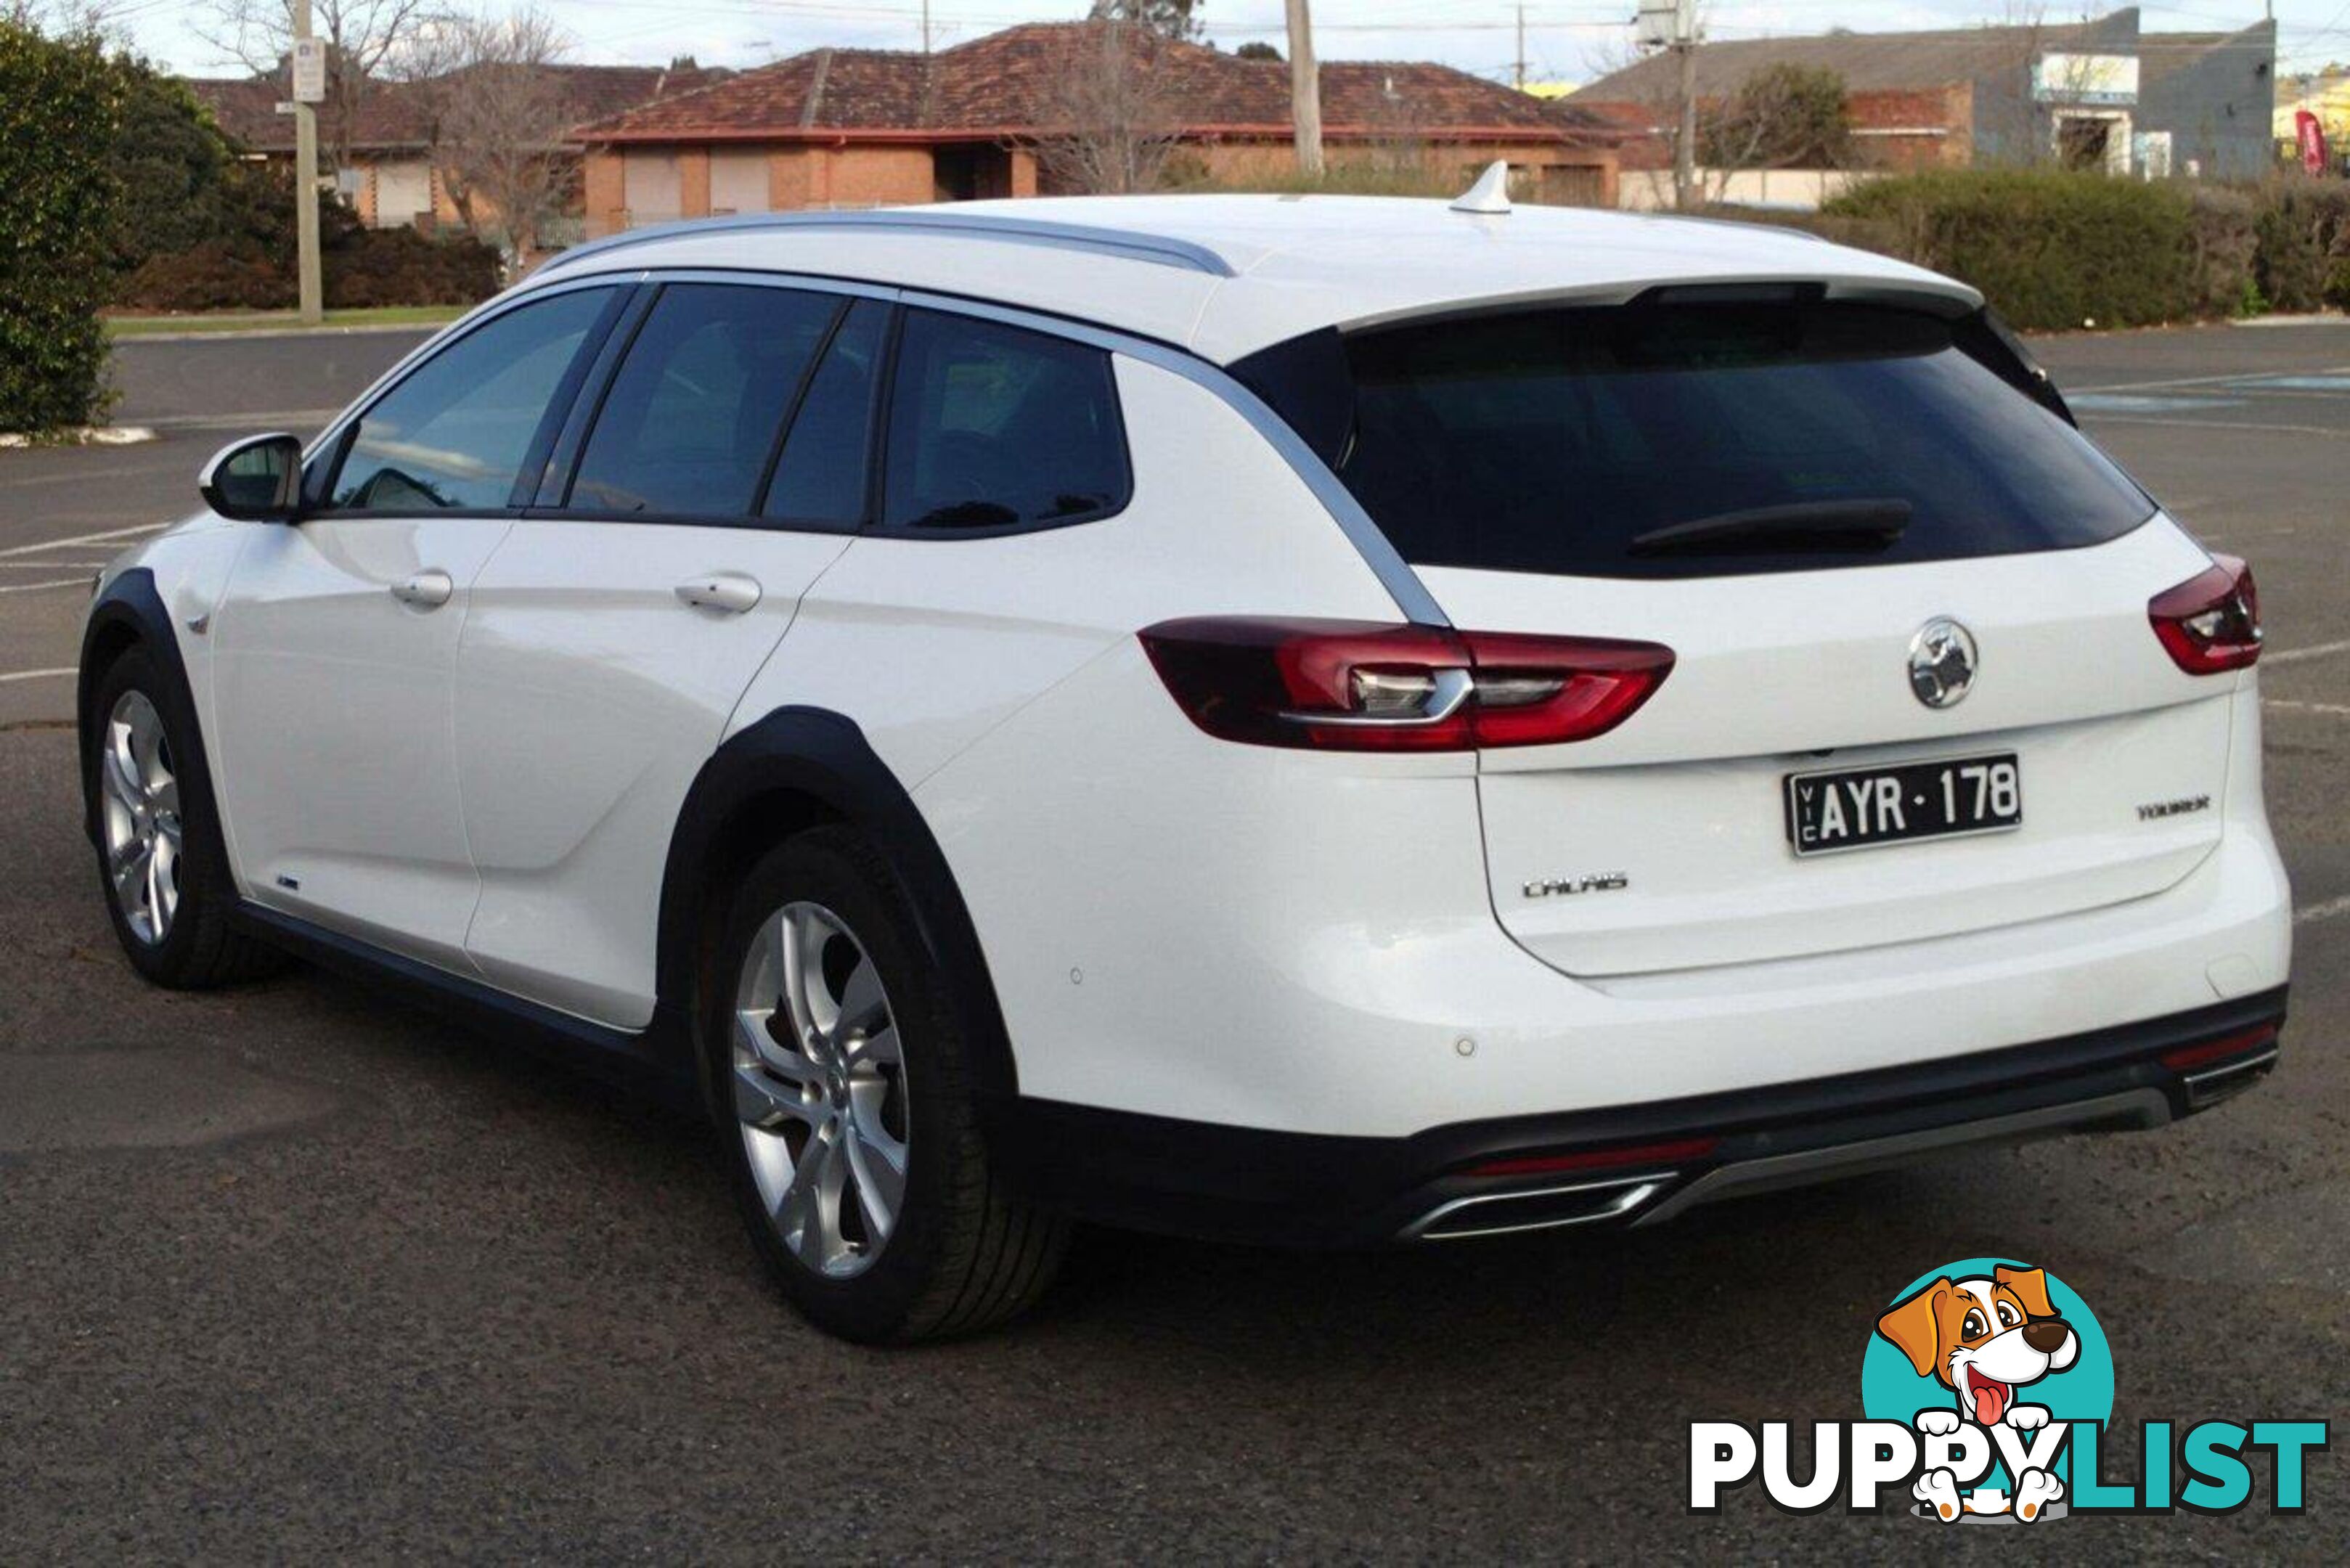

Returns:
2181,1044,2278,1111
1400,1172,1675,1241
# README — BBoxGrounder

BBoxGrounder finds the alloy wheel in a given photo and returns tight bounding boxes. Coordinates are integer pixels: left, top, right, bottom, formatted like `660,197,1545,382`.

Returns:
99,690,182,946
731,900,910,1278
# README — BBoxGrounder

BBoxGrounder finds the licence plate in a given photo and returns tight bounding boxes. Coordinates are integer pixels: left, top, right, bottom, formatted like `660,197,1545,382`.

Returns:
1785,752,2022,857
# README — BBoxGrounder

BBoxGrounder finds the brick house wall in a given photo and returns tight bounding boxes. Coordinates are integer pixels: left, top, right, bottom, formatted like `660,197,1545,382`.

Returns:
572,25,1629,235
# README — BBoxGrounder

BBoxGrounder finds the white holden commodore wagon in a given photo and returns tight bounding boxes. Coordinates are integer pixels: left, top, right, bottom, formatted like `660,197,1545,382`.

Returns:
81,186,2289,1341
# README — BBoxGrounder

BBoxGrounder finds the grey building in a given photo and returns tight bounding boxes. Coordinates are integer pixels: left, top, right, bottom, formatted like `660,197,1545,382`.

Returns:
1577,8,2277,181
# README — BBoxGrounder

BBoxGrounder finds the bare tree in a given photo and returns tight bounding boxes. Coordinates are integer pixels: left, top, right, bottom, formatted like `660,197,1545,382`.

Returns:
1700,63,1853,175
1032,20,1183,195
1087,0,1201,43
401,7,574,261
201,0,435,168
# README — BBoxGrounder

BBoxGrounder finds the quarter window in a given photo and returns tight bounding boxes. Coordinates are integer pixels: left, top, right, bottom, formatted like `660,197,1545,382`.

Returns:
571,283,841,519
881,310,1128,531
330,287,614,512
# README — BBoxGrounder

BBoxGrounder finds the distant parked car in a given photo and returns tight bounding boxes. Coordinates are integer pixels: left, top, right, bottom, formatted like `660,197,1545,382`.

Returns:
80,187,2289,1342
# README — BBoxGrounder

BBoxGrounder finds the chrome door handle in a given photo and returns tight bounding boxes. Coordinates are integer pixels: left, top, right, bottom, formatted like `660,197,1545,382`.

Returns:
674,572,762,614
390,569,454,608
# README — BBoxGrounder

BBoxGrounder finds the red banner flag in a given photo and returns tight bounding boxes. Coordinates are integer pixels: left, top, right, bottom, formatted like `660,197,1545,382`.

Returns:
2297,109,2330,177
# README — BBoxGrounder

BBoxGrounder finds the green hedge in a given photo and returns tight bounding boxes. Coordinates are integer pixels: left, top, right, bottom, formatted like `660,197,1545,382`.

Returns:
1824,168,2198,330
1813,168,2350,331
2251,181,2350,313
0,21,123,433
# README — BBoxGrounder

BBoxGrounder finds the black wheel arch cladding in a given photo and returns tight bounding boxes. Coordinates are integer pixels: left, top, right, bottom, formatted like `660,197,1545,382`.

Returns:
79,568,210,849
656,705,1022,1121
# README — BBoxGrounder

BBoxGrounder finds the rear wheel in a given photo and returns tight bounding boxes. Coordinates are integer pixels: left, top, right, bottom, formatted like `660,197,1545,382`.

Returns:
88,648,285,988
711,828,1066,1342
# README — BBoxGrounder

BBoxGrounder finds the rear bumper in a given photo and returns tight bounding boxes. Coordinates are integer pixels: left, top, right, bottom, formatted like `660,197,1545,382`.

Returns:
990,986,2286,1248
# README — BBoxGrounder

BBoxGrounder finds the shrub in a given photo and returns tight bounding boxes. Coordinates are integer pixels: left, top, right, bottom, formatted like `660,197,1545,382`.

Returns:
1825,168,2199,330
0,20,123,433
1688,202,1912,260
110,168,502,312
324,222,501,308
2184,184,2260,317
110,57,266,278
2251,178,2350,314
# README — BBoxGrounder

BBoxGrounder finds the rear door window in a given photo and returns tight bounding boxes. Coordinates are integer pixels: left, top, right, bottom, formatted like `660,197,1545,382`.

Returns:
570,282,841,519
1255,301,2153,580
330,287,616,512
881,310,1129,532
762,299,886,528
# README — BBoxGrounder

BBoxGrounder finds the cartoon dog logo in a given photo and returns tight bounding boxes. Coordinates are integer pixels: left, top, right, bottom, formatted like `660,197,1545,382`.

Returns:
1875,1264,2080,1522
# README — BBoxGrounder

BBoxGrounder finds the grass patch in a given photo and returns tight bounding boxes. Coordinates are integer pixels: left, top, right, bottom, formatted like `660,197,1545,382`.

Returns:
104,303,468,338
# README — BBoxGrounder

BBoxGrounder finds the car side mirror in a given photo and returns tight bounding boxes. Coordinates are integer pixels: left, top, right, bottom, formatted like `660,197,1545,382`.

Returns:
199,433,306,522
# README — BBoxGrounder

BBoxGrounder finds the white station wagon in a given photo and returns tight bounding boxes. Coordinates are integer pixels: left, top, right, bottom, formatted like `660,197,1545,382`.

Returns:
81,184,2289,1340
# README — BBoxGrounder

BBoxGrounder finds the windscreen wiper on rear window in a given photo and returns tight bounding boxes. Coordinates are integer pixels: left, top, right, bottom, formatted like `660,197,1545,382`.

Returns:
1627,499,1912,555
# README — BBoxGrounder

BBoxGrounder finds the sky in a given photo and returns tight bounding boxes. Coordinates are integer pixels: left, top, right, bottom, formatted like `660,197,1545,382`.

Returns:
106,1,2350,87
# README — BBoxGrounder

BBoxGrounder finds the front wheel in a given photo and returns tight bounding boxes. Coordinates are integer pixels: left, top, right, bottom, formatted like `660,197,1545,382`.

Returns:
709,828,1066,1342
86,648,284,988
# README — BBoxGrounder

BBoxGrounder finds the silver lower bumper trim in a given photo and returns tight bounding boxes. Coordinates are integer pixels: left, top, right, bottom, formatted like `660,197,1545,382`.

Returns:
1630,1086,2173,1228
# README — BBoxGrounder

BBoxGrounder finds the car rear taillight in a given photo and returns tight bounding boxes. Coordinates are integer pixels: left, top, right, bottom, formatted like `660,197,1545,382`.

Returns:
1138,618,1674,751
2150,555,2261,674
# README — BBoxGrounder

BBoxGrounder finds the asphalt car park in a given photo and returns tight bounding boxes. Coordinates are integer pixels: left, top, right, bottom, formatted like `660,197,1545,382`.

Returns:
1,320,2345,1557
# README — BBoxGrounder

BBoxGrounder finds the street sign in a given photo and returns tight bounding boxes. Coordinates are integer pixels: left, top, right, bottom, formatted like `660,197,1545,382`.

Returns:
1634,0,1694,48
291,38,326,103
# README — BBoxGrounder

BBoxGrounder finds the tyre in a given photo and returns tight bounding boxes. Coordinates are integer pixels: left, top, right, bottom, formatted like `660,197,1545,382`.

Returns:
709,827,1067,1342
87,647,285,989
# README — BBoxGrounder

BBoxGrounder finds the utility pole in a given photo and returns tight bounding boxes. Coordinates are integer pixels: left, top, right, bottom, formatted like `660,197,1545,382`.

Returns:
291,0,324,324
1670,0,1698,211
921,0,931,53
1514,3,1526,91
1286,0,1323,176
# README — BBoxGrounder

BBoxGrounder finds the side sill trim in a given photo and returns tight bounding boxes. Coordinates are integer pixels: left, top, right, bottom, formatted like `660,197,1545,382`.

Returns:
229,902,698,1112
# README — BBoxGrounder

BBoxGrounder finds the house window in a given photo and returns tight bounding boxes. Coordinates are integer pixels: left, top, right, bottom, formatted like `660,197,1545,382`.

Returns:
2053,111,2132,174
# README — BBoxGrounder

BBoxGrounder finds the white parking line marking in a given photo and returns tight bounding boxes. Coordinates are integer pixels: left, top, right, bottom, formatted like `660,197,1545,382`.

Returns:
2067,364,2350,394
2267,640,2350,666
2081,415,2350,438
0,522,167,559
2266,698,2350,717
0,667,74,684
0,560,106,570
2297,894,2350,926
145,409,339,430
0,578,90,595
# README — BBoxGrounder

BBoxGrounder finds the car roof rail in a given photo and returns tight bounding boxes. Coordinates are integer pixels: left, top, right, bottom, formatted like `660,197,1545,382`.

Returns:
539,208,1238,279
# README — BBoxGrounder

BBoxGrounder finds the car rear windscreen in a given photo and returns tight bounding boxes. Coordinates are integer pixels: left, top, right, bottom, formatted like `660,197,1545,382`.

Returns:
1248,300,2155,580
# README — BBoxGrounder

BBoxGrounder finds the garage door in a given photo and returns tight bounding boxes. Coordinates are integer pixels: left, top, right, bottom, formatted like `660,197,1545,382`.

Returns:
711,149,770,215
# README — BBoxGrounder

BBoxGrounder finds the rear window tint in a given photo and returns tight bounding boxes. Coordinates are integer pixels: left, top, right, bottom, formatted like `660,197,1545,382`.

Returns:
1263,302,2153,579
881,310,1129,532
571,283,839,518
762,299,885,527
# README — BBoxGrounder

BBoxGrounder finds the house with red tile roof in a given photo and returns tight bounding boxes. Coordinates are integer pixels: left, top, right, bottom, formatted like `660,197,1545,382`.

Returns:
572,22,1624,234
188,62,727,232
